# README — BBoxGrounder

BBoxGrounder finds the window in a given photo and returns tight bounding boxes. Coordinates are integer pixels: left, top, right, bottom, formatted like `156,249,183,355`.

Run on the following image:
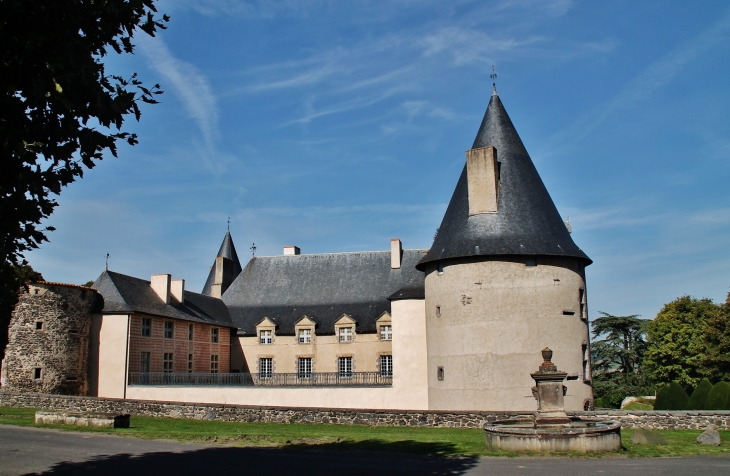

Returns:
436,306,441,318
33,368,42,380
298,357,312,378
526,257,537,266
163,353,174,373
259,358,273,378
437,263,444,275
338,327,353,342
380,355,393,377
141,318,151,337
579,289,586,320
188,324,194,341
260,330,272,344
437,366,444,381
141,352,150,373
338,357,353,378
379,325,392,341
211,328,219,343
210,355,219,373
35,322,43,330
164,321,174,339
298,328,312,344
188,354,193,373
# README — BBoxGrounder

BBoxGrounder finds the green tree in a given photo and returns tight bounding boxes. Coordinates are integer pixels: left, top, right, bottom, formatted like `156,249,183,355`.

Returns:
702,292,730,383
644,296,721,390
590,312,653,408
0,0,168,265
0,262,43,358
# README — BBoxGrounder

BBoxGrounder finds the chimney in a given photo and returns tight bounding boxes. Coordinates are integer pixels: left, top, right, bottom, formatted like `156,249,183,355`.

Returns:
391,238,402,269
211,256,235,298
466,146,499,215
151,274,171,304
170,279,185,303
283,246,301,256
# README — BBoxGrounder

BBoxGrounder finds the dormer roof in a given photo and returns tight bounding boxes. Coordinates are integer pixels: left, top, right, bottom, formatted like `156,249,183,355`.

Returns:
417,92,591,270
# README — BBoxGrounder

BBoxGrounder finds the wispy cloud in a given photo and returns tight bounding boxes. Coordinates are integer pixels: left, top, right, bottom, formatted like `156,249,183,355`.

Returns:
138,36,226,172
545,9,730,154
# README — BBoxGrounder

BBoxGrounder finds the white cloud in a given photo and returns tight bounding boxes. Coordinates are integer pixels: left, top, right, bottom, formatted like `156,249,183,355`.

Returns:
137,36,227,173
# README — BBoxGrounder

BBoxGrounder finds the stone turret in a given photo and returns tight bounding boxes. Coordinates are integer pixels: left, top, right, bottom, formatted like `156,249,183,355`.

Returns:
419,89,594,411
2,283,101,395
202,230,243,298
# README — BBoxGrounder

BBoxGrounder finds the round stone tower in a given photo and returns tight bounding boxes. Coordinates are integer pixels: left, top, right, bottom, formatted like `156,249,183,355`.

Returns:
417,88,593,411
3,282,101,395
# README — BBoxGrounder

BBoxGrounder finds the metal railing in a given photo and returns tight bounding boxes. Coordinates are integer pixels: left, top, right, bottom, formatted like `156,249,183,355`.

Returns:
128,371,392,387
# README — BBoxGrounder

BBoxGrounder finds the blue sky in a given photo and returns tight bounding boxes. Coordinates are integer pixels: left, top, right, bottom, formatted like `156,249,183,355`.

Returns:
26,0,730,322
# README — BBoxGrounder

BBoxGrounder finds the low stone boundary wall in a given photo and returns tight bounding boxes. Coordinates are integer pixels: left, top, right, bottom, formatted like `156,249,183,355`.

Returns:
1,391,729,430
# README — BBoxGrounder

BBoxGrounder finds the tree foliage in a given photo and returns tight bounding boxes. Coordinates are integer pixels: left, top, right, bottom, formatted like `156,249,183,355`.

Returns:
687,378,713,410
0,262,43,358
0,0,168,265
653,382,689,410
705,381,730,411
644,296,721,390
590,312,653,408
701,292,730,383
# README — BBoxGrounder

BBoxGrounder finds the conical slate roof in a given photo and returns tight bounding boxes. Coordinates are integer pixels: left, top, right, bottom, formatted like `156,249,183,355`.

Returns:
417,91,591,270
201,230,244,295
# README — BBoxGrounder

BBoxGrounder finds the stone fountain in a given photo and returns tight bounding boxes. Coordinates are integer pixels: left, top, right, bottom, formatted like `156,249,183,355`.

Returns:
484,348,621,453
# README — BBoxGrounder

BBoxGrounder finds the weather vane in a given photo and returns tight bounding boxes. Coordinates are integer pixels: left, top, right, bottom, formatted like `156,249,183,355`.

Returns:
250,243,257,257
105,253,110,270
490,65,497,94
227,216,230,231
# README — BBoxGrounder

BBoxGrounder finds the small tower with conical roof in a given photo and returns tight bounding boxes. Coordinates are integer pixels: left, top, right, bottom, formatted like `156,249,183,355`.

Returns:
202,230,243,298
417,89,593,411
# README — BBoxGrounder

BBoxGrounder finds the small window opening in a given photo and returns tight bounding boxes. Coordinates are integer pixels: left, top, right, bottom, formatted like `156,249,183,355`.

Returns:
437,263,444,275
141,318,151,337
164,321,174,339
66,376,77,381
35,322,43,330
188,324,194,341
211,328,219,343
562,310,576,316
210,355,219,373
33,368,42,380
437,366,444,381
68,328,79,334
34,289,39,295
525,258,537,267
188,354,194,373
436,306,441,318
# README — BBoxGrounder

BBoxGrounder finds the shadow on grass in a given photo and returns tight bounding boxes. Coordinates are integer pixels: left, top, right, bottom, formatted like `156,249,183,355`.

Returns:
29,440,479,476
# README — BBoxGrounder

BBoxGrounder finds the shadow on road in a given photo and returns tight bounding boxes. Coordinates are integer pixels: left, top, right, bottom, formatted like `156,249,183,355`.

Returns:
27,440,480,476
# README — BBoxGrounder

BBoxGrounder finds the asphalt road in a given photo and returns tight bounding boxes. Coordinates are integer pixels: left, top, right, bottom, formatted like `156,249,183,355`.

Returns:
2,425,730,475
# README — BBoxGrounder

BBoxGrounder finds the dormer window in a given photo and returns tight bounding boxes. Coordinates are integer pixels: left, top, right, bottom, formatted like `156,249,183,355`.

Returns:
298,328,312,344
380,325,392,341
260,329,273,344
338,327,353,342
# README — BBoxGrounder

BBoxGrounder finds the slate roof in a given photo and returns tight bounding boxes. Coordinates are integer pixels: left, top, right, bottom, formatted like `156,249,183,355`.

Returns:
201,230,243,296
417,91,591,270
92,270,235,327
222,250,426,335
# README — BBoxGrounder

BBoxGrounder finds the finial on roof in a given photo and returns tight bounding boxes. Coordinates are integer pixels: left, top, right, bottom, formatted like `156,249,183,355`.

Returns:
490,65,498,96
250,242,257,257
227,216,230,231
105,253,110,271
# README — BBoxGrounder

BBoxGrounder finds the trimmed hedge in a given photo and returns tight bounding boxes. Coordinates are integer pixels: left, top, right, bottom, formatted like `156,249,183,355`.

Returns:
654,382,689,410
687,378,713,410
705,381,730,410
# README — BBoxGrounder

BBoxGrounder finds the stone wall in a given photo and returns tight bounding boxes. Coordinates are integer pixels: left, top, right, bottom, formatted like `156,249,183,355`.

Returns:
2,283,100,395
1,390,728,430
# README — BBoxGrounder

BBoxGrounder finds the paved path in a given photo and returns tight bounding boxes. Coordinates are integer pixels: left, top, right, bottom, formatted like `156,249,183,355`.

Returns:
2,425,730,475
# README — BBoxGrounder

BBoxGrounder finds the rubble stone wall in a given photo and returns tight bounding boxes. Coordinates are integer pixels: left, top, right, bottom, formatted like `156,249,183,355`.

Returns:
1,390,728,430
2,284,99,395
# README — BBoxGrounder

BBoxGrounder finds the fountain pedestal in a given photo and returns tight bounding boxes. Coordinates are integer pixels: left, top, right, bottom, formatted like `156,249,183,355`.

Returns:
484,348,621,453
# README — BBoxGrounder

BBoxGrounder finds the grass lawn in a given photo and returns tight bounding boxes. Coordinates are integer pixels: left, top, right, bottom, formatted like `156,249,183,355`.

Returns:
2,406,730,458
622,402,654,411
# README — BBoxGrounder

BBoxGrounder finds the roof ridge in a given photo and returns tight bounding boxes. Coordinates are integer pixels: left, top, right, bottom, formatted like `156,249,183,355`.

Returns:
36,281,100,293
255,249,428,258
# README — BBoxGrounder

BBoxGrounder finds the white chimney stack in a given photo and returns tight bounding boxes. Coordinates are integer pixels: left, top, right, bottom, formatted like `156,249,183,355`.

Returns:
170,279,185,303
284,246,301,256
391,238,402,269
151,274,171,304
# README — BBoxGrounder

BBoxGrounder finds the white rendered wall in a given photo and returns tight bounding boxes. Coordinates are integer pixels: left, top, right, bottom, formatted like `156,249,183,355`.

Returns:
424,256,593,411
90,314,130,399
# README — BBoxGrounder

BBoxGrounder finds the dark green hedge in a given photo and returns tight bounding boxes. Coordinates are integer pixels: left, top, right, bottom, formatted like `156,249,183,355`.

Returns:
705,381,730,410
687,378,713,410
654,382,689,410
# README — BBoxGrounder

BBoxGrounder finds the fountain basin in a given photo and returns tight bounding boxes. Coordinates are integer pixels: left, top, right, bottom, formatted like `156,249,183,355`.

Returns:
484,418,621,453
